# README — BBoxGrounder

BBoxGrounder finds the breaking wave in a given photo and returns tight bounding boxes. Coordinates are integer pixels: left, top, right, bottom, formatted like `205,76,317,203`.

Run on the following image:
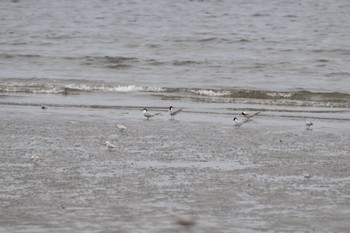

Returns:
0,79,166,94
1,78,349,108
190,89,230,97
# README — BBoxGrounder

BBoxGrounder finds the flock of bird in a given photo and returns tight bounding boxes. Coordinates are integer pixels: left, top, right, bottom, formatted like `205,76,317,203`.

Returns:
105,107,313,149
142,106,183,120
142,107,314,131
41,104,313,130
142,106,264,128
40,105,313,150
128,106,313,130
105,106,184,148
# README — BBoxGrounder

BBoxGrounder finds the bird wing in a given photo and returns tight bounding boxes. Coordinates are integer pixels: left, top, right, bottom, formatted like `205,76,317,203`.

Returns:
144,112,155,117
245,111,260,119
170,109,183,115
251,111,260,117
235,119,249,128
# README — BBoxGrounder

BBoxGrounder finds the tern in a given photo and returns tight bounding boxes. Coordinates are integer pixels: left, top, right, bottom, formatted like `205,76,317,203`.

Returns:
303,171,312,179
305,121,313,130
31,154,40,163
168,106,183,119
117,124,127,131
105,141,117,149
242,111,260,119
143,108,161,120
233,117,249,128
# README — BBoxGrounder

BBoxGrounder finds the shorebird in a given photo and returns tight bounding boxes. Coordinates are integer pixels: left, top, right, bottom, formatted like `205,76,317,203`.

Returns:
233,117,249,128
168,106,183,119
31,154,40,163
305,121,313,130
303,171,312,179
242,111,260,119
142,108,161,120
117,124,127,131
105,141,117,149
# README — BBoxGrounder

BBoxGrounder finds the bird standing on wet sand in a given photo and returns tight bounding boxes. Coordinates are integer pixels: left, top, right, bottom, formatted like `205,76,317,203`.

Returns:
117,124,127,131
305,121,313,130
303,171,312,179
31,154,40,163
105,141,116,149
168,106,183,119
242,111,260,119
142,108,161,120
233,117,249,128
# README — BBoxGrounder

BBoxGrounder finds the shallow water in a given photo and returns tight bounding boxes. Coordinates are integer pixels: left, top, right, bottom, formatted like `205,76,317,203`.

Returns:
1,0,350,110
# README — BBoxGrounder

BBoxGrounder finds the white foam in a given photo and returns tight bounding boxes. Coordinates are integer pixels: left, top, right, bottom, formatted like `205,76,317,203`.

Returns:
143,86,166,92
190,89,230,97
267,92,292,98
106,85,144,92
33,88,64,94
64,84,139,92
64,84,165,93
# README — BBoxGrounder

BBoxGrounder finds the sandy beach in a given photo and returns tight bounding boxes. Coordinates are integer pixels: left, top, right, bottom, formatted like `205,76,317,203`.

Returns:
0,105,349,233
2,0,350,232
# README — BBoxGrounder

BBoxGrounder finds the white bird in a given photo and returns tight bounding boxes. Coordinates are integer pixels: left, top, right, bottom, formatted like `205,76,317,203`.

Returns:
233,117,249,128
105,141,117,149
143,108,161,120
117,124,127,131
303,171,312,179
31,154,40,163
168,106,183,119
305,121,313,130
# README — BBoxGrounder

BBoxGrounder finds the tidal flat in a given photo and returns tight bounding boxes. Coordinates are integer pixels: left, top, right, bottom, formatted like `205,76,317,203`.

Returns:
0,106,349,233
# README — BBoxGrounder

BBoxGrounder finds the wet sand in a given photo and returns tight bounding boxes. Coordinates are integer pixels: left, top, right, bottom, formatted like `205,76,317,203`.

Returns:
0,106,349,233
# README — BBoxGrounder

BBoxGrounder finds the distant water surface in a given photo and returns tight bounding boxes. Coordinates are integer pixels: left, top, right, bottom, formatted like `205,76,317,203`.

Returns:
1,0,350,112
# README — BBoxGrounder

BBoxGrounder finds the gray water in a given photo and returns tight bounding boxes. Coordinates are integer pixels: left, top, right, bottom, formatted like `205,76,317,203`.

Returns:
1,0,350,109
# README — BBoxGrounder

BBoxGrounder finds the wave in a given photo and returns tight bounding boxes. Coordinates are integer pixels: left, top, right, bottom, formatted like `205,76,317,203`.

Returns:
172,60,205,66
64,84,166,93
0,79,166,94
179,90,349,108
311,49,350,55
80,56,209,69
0,53,41,59
0,53,209,70
82,56,140,69
185,89,349,107
1,78,349,108
190,89,230,97
64,84,143,93
326,72,350,77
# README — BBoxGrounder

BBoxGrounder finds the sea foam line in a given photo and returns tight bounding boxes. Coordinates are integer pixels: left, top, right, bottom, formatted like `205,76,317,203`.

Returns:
0,81,166,94
65,84,145,92
62,84,166,93
190,89,230,97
